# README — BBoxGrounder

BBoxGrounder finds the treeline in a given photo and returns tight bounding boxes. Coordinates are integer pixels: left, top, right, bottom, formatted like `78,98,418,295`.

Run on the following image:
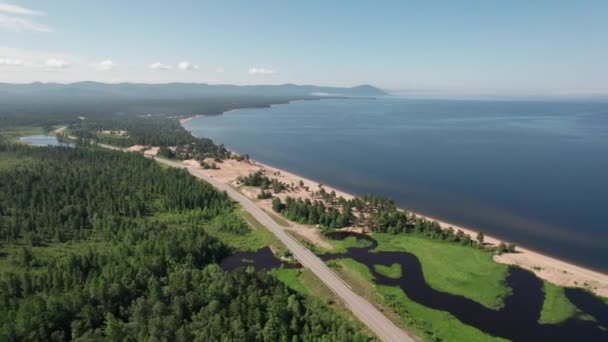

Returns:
0,143,370,341
0,95,324,162
69,114,230,160
272,192,516,253
273,197,354,229
0,143,233,244
238,170,288,193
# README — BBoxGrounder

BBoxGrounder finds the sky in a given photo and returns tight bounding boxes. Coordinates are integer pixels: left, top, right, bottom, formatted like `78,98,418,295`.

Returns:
1,1,607,98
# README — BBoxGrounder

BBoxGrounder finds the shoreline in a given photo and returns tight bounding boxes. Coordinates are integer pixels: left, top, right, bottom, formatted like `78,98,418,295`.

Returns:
178,109,608,298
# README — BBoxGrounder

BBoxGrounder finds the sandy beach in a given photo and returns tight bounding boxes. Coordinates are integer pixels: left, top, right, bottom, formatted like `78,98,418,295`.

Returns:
174,114,608,298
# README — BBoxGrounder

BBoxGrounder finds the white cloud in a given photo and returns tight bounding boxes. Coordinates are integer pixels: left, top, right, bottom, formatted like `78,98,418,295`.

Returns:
45,58,69,69
0,3,44,16
216,67,224,73
0,3,49,32
0,14,51,32
248,67,276,76
177,61,199,71
96,59,115,71
148,62,172,70
0,47,80,70
0,57,22,66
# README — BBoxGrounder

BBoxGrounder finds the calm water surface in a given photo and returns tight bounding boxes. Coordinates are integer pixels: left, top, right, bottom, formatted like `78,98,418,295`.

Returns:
19,135,72,147
186,98,608,272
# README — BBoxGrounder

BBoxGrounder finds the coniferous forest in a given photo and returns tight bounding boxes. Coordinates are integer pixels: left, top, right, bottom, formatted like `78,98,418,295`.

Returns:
0,141,369,341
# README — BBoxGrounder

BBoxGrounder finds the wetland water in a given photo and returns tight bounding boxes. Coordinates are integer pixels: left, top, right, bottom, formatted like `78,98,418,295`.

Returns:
222,232,608,341
19,135,72,147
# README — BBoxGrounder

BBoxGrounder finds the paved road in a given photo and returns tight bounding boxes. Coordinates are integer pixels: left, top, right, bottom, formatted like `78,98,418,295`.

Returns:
152,156,415,342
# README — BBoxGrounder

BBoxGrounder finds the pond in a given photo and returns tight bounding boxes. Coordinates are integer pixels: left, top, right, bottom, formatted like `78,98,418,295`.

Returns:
19,135,73,147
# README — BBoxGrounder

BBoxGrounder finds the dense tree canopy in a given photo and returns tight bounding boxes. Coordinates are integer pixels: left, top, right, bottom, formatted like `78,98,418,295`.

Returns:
272,192,515,252
0,144,232,244
0,143,370,341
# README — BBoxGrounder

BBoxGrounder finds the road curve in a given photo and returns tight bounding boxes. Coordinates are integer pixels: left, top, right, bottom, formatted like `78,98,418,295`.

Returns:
152,156,415,342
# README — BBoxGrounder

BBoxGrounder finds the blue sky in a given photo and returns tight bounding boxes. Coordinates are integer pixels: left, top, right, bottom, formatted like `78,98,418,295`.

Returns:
1,1,607,97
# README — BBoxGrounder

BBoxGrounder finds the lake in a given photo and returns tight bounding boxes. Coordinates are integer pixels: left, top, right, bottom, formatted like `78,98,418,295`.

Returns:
19,135,72,147
185,97,608,272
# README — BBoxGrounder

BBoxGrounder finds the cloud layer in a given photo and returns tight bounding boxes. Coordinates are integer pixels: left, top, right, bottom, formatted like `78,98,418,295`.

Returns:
0,3,44,16
96,59,115,71
0,57,22,66
45,58,69,69
0,2,50,32
177,61,199,71
249,67,276,76
149,62,172,70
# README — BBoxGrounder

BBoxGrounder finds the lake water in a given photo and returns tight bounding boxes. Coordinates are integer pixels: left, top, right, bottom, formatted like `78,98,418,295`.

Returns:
19,135,72,147
185,98,608,272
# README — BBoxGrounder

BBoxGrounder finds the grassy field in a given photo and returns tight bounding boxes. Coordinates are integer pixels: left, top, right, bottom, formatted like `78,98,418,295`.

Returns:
0,126,46,143
272,267,311,295
154,207,284,253
324,234,373,253
263,209,291,227
374,263,402,279
329,257,506,341
539,281,579,324
373,233,511,310
377,285,508,342
219,209,285,252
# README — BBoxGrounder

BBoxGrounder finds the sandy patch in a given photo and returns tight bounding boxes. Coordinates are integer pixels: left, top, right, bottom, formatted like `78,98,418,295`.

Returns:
180,115,203,124
127,145,146,152
53,126,67,134
183,159,201,168
100,130,128,136
144,147,160,156
194,157,339,250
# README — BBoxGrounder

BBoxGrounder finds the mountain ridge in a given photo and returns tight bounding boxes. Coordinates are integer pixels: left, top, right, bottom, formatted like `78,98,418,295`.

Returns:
0,82,388,99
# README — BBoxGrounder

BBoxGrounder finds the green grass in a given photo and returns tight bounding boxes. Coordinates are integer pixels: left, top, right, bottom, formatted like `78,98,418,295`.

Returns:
539,281,579,324
377,285,507,342
374,263,402,279
263,209,291,227
373,233,510,309
0,126,46,143
156,208,284,253
323,235,372,253
326,259,504,341
272,268,310,295
284,230,327,255
329,257,506,342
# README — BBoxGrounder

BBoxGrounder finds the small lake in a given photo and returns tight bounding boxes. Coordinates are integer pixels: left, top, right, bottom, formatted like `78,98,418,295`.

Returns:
221,233,608,341
19,135,72,147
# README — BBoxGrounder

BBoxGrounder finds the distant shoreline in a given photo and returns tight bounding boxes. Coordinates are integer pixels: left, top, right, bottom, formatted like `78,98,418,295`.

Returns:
179,104,608,298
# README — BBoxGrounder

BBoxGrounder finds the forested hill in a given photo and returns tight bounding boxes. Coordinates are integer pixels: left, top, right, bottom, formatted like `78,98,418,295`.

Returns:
0,82,387,103
0,143,370,341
